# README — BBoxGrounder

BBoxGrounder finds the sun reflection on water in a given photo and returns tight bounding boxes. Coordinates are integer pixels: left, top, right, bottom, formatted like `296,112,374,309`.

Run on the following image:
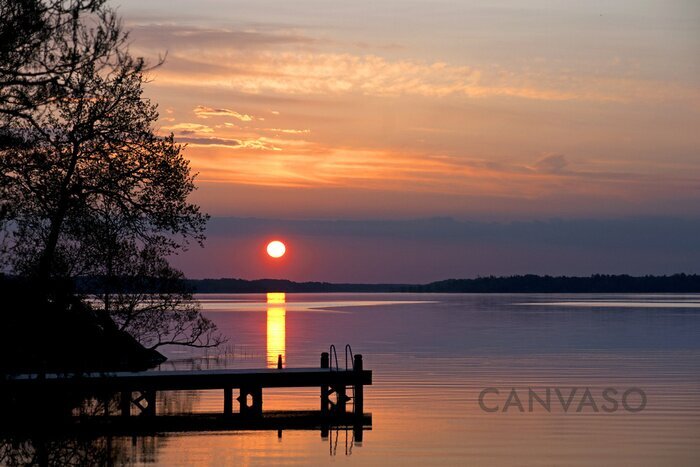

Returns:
266,292,286,368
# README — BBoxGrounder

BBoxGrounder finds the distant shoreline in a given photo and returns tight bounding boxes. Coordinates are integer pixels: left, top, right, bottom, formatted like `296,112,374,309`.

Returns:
180,274,700,294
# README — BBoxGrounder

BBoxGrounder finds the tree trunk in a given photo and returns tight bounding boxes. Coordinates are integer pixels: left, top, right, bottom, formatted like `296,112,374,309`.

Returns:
36,142,80,292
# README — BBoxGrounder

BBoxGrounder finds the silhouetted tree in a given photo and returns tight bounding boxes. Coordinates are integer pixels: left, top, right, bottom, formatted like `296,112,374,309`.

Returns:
85,240,223,350
1,0,115,256
0,0,220,351
0,1,115,124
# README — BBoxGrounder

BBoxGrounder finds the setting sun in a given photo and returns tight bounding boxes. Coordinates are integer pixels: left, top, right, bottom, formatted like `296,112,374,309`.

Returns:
266,240,286,258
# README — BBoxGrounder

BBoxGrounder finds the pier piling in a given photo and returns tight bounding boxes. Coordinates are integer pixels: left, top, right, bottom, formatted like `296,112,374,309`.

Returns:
353,354,364,417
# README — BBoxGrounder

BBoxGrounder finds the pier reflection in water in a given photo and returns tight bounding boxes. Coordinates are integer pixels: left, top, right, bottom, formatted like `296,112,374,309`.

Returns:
266,292,286,368
0,292,374,465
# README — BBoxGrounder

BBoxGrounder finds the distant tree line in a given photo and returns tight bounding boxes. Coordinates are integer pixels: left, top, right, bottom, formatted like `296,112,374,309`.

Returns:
405,274,700,293
72,274,700,294
75,277,407,294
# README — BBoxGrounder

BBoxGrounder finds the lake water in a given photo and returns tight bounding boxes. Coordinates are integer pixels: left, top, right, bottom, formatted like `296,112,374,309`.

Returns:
3,293,700,465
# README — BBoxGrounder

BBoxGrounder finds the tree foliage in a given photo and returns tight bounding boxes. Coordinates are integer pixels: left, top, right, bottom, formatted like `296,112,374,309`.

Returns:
0,0,222,351
0,1,117,124
83,245,223,350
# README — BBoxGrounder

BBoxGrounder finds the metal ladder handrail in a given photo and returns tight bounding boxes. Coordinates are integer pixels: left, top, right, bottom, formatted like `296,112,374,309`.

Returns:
345,344,355,406
329,344,356,372
345,344,354,371
325,344,358,414
329,344,340,372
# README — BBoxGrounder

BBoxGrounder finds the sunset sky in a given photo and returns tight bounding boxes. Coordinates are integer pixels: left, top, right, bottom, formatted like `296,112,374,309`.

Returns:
117,0,700,281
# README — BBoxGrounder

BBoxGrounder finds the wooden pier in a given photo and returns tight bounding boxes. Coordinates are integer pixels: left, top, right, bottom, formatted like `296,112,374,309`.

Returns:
0,353,371,437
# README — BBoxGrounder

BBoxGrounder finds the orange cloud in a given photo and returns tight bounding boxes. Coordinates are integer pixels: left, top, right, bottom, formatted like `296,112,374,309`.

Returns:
181,138,700,204
181,136,281,151
149,50,700,104
263,128,310,135
193,105,255,121
167,122,213,134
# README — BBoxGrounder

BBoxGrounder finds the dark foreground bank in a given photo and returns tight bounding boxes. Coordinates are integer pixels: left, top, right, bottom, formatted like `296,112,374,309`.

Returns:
0,278,164,375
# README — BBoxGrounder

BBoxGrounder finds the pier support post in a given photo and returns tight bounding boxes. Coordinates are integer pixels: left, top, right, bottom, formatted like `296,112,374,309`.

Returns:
145,390,156,417
320,352,330,414
120,391,131,417
353,423,363,443
334,385,347,414
224,386,233,416
102,393,111,417
353,354,364,417
238,386,263,416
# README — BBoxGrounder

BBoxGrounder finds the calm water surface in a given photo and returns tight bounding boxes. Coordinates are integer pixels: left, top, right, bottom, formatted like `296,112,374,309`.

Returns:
7,293,700,465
